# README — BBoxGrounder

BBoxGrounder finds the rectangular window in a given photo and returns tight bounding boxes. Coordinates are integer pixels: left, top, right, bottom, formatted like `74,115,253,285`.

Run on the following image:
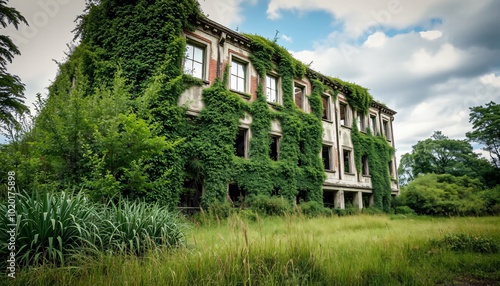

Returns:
322,95,331,121
388,160,394,177
269,135,280,160
266,75,278,103
230,60,246,93
370,115,377,135
184,42,205,79
358,113,365,131
362,155,369,176
340,103,347,126
382,119,391,140
343,149,351,173
322,145,333,171
234,128,248,158
294,84,304,110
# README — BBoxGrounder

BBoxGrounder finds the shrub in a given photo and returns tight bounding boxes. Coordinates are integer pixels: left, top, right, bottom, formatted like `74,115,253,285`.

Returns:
362,207,384,215
298,201,328,217
247,195,291,216
238,209,260,222
207,201,233,220
431,233,499,254
394,206,416,215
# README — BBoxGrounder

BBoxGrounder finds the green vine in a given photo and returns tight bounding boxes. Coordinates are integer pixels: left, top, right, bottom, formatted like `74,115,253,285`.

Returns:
330,77,372,114
351,122,394,211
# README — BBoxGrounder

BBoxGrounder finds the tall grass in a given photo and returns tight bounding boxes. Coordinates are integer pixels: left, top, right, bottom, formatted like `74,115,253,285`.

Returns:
0,191,185,268
8,214,500,285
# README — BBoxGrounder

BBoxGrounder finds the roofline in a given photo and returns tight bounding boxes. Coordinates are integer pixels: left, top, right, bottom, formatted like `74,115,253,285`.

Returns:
193,16,397,116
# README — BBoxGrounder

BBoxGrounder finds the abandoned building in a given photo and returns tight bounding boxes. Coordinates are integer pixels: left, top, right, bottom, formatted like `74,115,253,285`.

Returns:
177,16,399,211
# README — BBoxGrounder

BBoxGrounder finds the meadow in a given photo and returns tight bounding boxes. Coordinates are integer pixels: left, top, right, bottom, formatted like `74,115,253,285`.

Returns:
6,213,500,286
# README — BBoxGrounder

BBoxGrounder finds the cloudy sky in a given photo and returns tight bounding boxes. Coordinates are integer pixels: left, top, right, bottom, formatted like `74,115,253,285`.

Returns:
4,0,500,162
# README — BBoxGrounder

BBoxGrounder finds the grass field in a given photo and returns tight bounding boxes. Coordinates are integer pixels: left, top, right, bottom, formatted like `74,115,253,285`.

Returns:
6,214,500,285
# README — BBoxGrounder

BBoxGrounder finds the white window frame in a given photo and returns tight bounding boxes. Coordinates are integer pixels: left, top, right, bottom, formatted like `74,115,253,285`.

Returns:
230,57,247,93
183,40,207,80
265,74,280,104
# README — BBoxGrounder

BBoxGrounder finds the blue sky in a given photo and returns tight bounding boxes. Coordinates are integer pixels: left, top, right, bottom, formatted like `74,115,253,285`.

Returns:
4,0,500,162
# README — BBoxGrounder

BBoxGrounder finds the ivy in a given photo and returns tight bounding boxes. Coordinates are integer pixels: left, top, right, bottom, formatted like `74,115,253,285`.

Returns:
330,77,372,114
351,122,394,211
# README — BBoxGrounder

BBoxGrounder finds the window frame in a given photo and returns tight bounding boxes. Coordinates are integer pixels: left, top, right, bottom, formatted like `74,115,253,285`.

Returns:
294,83,306,111
230,57,248,93
321,94,332,121
322,144,334,172
183,40,207,80
369,114,377,135
343,148,353,174
357,112,366,132
362,155,369,176
265,74,280,104
382,118,391,141
234,127,249,159
339,102,349,127
269,134,280,161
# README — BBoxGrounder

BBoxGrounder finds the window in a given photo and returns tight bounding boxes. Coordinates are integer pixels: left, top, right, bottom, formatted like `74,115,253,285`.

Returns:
322,145,333,171
269,135,280,160
357,113,365,131
266,75,278,103
343,149,352,173
230,60,246,92
184,42,205,79
382,119,391,140
362,155,369,176
294,84,305,110
229,183,245,206
234,128,248,158
322,95,331,121
340,103,347,126
370,115,377,135
388,160,394,177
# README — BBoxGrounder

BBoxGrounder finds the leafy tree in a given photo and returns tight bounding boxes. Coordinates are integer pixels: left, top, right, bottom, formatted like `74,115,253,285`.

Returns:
398,131,498,186
0,0,29,128
466,101,500,169
401,173,486,216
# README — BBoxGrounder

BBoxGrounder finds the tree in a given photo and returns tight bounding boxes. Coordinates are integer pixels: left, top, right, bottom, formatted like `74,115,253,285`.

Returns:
398,131,498,187
0,0,29,128
466,101,500,169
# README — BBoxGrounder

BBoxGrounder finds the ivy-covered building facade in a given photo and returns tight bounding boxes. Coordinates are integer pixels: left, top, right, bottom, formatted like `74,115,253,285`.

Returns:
178,16,399,211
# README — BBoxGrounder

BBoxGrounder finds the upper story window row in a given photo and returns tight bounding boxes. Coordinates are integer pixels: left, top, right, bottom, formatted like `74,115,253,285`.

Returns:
182,37,393,136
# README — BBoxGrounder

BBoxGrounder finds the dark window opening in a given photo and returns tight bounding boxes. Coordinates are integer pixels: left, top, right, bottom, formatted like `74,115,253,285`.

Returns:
362,155,369,176
343,149,351,173
323,191,334,208
370,115,377,135
179,179,203,208
383,120,390,139
322,96,330,120
234,128,247,158
229,183,246,206
294,85,304,110
296,190,307,204
362,195,370,208
388,160,394,177
340,103,347,126
269,136,279,161
271,188,279,196
322,145,332,171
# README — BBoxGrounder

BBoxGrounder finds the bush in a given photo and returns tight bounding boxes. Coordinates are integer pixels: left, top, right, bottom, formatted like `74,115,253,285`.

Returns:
298,201,329,217
247,195,291,216
401,174,487,216
362,207,384,215
238,209,260,222
394,206,416,215
207,201,233,220
431,233,499,254
481,185,500,215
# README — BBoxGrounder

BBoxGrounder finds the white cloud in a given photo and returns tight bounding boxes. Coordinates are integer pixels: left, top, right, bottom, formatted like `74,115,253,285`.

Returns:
407,44,462,75
480,73,500,87
199,0,247,27
363,32,387,48
420,30,443,41
281,34,293,43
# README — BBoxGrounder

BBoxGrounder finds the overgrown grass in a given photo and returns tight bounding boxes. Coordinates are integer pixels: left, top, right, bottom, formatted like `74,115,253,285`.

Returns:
6,214,500,285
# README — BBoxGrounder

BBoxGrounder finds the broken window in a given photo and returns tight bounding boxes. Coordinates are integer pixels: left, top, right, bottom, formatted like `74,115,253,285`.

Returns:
294,84,305,110
269,135,280,161
322,145,333,171
343,149,352,173
322,95,331,120
234,128,248,158
340,103,347,126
